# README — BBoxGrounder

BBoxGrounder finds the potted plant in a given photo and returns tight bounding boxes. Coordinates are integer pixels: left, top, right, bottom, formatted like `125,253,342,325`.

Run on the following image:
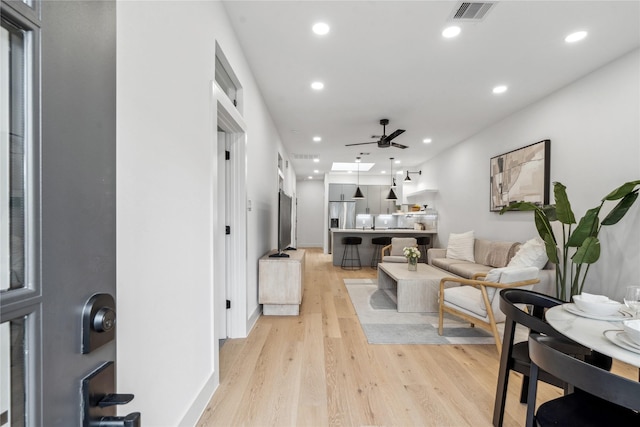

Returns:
500,180,640,300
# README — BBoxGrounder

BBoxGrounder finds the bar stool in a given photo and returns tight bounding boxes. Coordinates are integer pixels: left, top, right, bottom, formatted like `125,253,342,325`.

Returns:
416,236,431,263
370,236,392,268
341,237,362,270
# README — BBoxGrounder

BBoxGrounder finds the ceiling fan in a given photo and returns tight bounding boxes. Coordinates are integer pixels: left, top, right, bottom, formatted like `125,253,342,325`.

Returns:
346,119,407,149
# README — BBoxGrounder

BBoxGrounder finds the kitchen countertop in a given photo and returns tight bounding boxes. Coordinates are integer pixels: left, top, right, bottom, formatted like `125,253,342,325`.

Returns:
330,228,436,266
331,228,436,234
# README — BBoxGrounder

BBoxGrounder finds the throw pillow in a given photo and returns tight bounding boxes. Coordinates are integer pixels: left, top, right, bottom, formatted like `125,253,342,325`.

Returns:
508,237,548,269
446,230,475,262
484,267,506,283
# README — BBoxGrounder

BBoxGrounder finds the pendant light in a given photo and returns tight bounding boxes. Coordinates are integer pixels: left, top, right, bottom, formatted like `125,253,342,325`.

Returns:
385,157,398,200
353,157,365,199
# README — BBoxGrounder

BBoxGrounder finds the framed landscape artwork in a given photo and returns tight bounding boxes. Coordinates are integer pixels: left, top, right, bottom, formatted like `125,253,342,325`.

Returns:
489,139,550,212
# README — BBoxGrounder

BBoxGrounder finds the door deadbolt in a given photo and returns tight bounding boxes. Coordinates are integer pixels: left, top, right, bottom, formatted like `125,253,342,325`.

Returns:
82,293,116,354
93,307,116,333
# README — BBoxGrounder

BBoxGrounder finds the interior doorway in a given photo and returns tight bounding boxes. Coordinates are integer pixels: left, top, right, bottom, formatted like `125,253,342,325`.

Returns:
215,89,247,344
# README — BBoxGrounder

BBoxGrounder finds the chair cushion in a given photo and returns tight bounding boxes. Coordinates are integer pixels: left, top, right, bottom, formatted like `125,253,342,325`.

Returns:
431,257,466,271
382,255,408,263
446,231,475,262
389,237,417,256
444,266,540,322
448,263,493,279
444,285,489,319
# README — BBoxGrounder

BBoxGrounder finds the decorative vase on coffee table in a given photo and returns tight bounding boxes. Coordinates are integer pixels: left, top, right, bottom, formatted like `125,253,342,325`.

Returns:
408,257,417,271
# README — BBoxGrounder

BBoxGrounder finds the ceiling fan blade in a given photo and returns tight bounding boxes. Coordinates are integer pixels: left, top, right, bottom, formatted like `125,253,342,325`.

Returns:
384,129,406,142
345,141,378,146
391,142,408,149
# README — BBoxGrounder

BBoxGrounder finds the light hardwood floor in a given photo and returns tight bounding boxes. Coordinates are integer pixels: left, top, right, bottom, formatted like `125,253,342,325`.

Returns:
197,248,637,426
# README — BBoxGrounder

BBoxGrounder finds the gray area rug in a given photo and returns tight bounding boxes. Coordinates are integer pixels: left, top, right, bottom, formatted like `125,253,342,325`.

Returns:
346,279,526,345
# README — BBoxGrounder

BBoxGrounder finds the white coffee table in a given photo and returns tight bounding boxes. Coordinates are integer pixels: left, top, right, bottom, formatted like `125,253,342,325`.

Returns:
377,262,451,312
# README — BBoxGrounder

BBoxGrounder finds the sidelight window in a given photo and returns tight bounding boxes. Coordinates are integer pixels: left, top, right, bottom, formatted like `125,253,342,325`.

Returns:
1,15,31,293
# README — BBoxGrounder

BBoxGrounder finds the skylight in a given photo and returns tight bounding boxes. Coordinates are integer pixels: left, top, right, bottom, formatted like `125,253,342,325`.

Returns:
331,162,375,172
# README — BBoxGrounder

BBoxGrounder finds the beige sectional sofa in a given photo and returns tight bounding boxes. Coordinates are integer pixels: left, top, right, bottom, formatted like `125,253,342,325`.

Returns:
427,238,555,296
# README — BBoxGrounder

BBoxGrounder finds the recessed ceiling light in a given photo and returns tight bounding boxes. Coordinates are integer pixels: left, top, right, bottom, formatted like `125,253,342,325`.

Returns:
381,171,387,174
395,159,401,164
313,136,322,142
442,26,461,38
565,31,587,43
313,158,319,163
314,170,319,173
308,176,313,180
423,138,432,144
348,170,353,174
493,85,508,94
312,22,330,36
311,81,324,90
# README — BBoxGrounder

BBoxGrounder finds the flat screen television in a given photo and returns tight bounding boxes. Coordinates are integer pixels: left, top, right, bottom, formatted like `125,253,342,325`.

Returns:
270,190,295,257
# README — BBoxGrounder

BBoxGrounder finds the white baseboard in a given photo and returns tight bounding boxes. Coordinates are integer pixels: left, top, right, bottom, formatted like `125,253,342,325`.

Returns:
178,373,218,427
246,305,261,335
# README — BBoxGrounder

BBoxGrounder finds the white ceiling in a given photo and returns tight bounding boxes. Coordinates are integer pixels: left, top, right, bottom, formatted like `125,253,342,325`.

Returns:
222,1,640,179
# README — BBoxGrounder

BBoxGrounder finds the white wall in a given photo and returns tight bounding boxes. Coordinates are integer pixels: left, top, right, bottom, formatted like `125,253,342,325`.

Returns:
413,48,640,301
296,180,325,247
117,1,293,425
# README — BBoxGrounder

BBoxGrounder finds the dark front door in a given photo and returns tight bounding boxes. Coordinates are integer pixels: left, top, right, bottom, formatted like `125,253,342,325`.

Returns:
1,1,126,425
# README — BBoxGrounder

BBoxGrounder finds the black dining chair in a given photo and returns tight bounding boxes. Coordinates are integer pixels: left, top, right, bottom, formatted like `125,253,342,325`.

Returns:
526,333,640,427
492,288,613,427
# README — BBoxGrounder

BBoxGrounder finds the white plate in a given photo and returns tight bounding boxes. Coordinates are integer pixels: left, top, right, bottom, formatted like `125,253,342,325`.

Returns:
563,303,632,321
603,330,640,355
617,331,640,351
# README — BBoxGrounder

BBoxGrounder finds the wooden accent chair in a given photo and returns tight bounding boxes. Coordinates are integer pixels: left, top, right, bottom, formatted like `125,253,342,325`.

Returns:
380,237,417,263
438,266,540,353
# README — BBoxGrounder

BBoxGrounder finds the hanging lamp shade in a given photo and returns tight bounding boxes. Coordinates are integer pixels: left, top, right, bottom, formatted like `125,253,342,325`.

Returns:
386,157,397,200
352,156,365,199
404,170,411,182
353,186,364,199
385,187,398,200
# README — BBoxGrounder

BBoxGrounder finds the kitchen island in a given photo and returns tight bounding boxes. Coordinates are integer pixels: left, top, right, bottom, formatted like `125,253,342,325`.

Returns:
331,228,436,267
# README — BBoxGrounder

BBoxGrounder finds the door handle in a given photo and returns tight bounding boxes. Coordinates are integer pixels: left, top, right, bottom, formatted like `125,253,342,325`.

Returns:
82,362,140,427
90,412,141,427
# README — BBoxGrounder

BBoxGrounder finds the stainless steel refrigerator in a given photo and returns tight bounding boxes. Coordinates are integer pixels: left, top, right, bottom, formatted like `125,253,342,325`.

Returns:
328,201,356,253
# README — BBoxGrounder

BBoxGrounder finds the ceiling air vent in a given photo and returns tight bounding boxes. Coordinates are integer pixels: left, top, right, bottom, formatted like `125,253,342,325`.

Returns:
452,2,495,21
293,154,319,160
